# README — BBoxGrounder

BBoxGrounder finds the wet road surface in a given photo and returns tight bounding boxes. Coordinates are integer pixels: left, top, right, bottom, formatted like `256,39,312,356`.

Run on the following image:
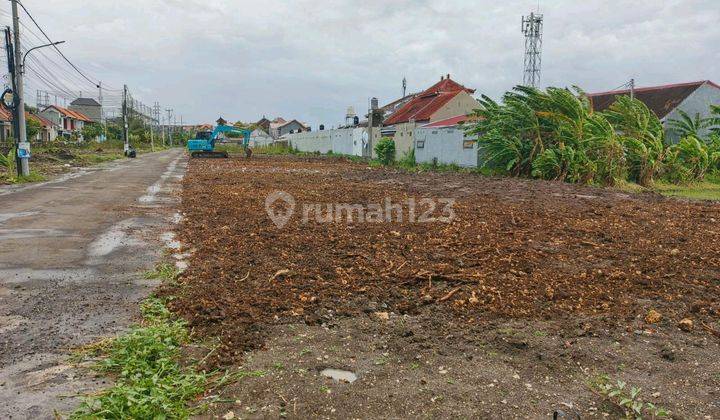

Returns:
0,149,187,418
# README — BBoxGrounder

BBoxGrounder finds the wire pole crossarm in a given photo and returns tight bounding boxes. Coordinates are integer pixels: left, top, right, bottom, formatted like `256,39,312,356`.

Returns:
22,40,65,69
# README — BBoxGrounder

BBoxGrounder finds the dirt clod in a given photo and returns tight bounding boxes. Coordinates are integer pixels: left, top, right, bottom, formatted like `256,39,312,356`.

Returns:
678,318,694,332
645,309,662,324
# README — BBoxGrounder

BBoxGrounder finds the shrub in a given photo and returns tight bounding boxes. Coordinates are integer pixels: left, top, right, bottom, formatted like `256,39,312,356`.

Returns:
375,137,395,165
398,148,416,169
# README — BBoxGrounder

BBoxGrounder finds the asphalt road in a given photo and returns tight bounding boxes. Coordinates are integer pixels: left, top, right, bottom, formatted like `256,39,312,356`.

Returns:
0,148,187,418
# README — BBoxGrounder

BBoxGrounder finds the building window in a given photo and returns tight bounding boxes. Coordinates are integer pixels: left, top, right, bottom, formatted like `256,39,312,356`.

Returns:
416,140,425,149
463,140,475,149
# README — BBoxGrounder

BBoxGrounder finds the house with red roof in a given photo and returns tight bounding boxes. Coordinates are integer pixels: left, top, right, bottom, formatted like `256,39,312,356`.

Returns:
0,105,60,143
382,74,478,159
39,105,93,138
588,80,720,143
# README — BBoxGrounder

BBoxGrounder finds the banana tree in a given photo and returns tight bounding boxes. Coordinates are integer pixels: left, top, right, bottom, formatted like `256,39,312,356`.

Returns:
667,109,715,141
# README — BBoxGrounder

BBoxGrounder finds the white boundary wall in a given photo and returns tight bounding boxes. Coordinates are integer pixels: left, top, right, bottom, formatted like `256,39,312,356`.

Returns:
286,127,369,156
414,126,478,168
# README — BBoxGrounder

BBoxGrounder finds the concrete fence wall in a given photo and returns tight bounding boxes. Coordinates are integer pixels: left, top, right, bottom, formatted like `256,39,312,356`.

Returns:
414,126,478,168
286,127,370,156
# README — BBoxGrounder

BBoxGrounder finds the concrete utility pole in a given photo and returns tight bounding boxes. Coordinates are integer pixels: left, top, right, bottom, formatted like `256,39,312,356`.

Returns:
11,0,29,176
165,108,173,146
99,81,107,141
122,85,129,154
630,78,635,101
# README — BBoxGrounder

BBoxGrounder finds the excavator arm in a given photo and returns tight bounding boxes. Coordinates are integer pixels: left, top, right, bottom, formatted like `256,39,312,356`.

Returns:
210,125,251,148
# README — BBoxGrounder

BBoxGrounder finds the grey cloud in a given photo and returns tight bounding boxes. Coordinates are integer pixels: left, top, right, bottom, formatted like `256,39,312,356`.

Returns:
10,0,720,127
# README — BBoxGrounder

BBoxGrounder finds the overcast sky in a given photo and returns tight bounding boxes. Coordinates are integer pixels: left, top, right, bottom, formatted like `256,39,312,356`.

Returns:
4,0,719,126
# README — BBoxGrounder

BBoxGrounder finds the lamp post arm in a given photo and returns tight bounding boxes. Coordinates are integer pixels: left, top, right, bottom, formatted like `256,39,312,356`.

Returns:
22,40,65,69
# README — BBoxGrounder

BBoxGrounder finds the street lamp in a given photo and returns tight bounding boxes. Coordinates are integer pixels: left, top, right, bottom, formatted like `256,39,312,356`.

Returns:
22,40,65,69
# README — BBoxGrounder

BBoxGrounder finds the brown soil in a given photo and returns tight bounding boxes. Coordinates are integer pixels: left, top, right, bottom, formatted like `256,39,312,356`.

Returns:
165,155,720,418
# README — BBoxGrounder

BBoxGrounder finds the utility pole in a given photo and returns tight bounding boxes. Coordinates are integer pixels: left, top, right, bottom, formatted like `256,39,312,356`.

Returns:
629,78,635,101
165,108,173,147
11,0,29,176
4,27,20,175
99,81,107,141
122,84,129,154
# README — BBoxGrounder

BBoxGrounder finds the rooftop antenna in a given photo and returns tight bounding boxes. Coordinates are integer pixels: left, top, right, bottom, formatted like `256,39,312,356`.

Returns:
521,10,543,87
402,77,407,98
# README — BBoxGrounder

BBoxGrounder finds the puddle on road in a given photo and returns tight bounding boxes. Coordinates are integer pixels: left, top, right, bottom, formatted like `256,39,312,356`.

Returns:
138,182,162,203
320,368,357,383
87,219,144,258
160,232,182,250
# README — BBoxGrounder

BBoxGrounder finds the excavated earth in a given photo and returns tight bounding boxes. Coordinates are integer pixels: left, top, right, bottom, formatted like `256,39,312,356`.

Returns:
164,155,720,418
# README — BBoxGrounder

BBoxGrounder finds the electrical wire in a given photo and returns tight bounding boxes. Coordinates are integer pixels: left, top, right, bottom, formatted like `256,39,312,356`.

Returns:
16,0,109,89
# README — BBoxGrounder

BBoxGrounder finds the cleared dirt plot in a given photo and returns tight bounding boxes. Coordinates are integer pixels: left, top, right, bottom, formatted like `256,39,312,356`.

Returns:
165,155,720,418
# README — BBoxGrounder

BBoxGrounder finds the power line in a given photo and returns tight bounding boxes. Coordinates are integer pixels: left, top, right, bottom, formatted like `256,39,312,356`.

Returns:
16,0,103,88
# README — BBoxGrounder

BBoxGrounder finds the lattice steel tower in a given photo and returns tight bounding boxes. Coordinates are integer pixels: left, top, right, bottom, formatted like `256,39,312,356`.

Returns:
521,12,543,87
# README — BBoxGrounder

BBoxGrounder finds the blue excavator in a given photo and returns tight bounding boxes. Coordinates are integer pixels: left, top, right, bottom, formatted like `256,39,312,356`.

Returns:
187,124,252,158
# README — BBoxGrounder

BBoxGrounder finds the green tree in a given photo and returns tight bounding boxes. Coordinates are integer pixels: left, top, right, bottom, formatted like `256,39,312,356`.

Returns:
26,118,42,141
374,137,395,165
82,123,103,141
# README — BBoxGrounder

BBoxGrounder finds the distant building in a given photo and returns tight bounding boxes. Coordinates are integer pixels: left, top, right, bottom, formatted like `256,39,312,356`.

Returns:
275,119,309,138
588,80,720,143
0,106,59,143
39,105,92,138
216,116,227,126
69,97,102,123
27,112,58,143
0,106,12,143
256,117,309,139
383,74,478,159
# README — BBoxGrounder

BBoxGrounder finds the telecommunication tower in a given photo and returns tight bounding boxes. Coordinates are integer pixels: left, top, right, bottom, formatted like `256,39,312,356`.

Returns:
521,12,543,87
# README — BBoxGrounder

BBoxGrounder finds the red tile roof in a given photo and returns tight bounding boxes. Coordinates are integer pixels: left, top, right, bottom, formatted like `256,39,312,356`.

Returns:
384,76,475,126
0,105,12,121
0,105,57,128
44,105,92,122
587,80,720,119
27,112,55,128
422,115,470,128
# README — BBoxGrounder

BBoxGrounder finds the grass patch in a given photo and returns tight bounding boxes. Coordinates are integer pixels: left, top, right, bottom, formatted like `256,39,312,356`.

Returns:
71,297,206,418
144,262,180,281
0,170,47,184
71,296,267,418
652,173,720,201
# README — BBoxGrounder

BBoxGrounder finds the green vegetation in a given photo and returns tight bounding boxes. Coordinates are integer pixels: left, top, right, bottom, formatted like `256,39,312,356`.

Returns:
71,296,267,418
651,173,720,200
589,374,670,419
71,297,208,418
466,85,720,187
143,262,180,281
374,137,396,165
26,118,42,140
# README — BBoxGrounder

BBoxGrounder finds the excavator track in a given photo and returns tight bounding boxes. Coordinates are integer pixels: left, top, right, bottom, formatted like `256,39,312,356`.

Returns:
190,151,229,158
